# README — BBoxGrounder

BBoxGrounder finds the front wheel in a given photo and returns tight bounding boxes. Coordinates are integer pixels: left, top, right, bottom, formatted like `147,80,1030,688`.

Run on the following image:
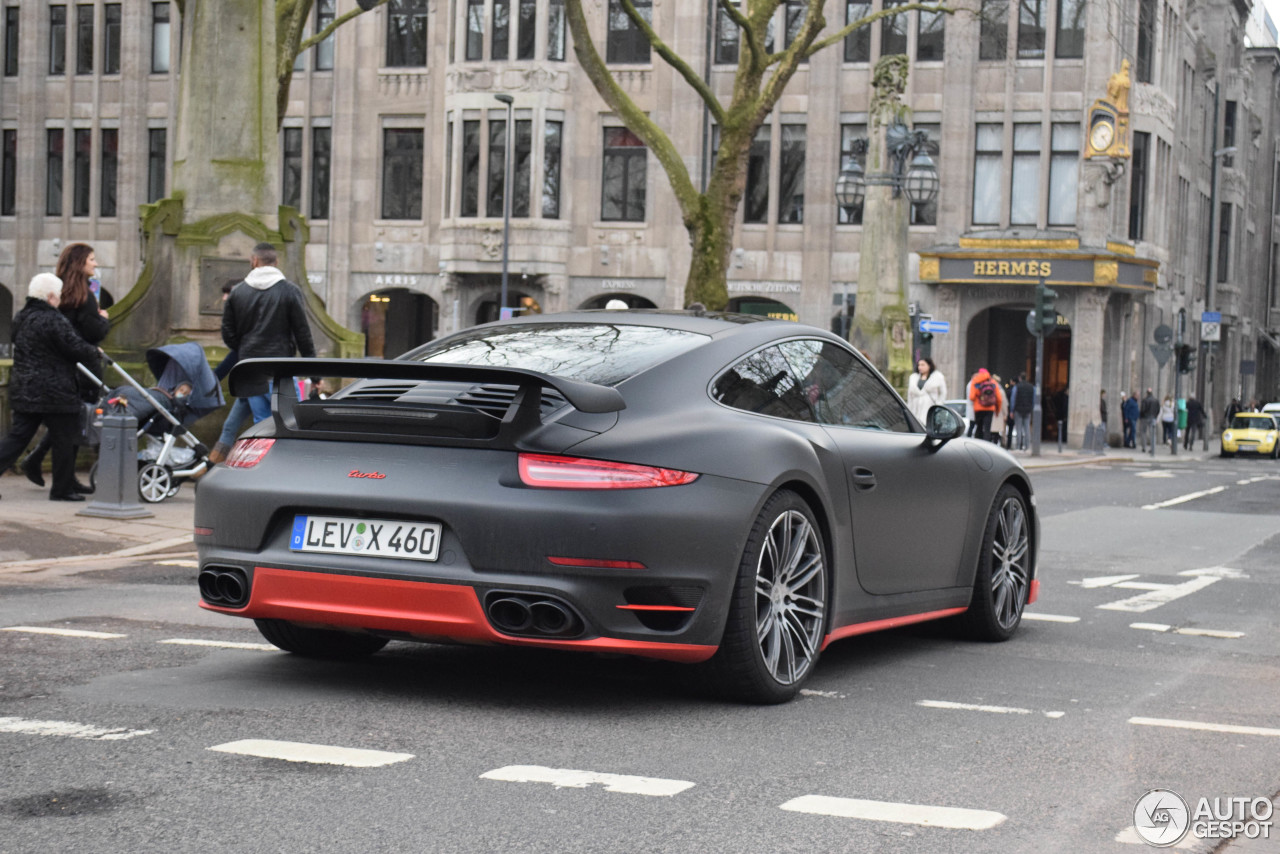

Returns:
699,491,827,704
958,484,1031,642
138,463,173,503
254,619,389,658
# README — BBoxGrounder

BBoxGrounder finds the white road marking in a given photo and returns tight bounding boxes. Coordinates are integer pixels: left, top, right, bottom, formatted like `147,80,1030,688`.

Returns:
208,739,414,767
2,626,125,639
1097,575,1219,613
0,716,153,740
480,765,695,797
918,700,1065,719
1130,622,1243,639
1141,485,1227,510
1136,471,1176,478
799,689,846,699
1022,613,1081,623
1112,582,1172,591
1180,566,1248,579
158,559,199,568
160,638,276,651
1129,717,1280,738
779,795,1007,830
1071,574,1141,588
1130,623,1172,632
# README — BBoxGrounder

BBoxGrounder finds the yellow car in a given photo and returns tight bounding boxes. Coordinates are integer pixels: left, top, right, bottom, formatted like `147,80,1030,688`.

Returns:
1221,413,1280,459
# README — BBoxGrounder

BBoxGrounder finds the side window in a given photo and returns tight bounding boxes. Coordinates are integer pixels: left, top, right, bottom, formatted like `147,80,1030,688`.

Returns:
712,346,814,423
777,339,912,433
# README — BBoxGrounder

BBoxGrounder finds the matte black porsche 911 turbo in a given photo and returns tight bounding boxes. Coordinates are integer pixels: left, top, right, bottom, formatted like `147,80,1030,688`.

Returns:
195,310,1039,703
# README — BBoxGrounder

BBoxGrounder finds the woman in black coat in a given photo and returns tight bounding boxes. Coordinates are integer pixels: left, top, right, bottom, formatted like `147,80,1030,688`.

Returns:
0,274,100,500
20,243,110,491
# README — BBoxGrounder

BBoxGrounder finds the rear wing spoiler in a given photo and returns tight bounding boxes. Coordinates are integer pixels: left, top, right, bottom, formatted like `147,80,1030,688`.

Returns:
229,358,626,448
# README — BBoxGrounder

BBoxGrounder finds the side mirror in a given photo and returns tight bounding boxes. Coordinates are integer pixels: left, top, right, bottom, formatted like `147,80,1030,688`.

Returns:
924,404,965,443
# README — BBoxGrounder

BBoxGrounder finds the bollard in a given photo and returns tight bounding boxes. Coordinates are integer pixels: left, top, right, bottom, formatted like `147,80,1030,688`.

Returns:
1057,420,1064,453
78,413,153,519
1080,423,1095,455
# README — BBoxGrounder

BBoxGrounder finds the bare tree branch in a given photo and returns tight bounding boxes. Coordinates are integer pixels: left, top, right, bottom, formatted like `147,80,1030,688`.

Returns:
718,0,763,74
616,0,725,124
806,2,951,58
301,0,388,52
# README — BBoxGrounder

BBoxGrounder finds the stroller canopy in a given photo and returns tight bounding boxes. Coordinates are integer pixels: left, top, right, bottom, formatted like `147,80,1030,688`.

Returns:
145,342,225,417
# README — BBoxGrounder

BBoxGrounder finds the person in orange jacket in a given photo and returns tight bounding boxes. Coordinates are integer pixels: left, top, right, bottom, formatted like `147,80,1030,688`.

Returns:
968,368,1005,443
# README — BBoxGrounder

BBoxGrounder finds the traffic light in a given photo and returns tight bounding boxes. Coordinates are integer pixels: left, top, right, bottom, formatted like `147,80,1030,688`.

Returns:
1035,282,1058,336
1177,343,1197,374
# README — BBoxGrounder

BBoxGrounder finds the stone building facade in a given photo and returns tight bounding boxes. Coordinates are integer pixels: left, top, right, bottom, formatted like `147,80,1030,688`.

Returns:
1,0,1277,443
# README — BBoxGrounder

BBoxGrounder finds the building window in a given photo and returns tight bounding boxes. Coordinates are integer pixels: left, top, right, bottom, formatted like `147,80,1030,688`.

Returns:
465,0,483,60
100,128,117,216
844,0,870,62
543,119,562,218
601,126,646,222
50,6,67,75
1128,130,1149,240
978,0,1006,60
1216,202,1231,282
75,4,92,74
282,127,303,210
315,0,335,70
1048,123,1078,226
606,0,651,64
311,127,331,220
881,0,907,56
46,129,64,215
461,119,480,217
381,128,424,220
487,119,507,217
972,122,1001,226
910,123,938,225
1017,0,1046,59
72,128,90,216
547,0,565,60
778,124,805,224
838,124,866,225
443,118,453,216
2,129,15,215
4,7,17,77
1055,0,1084,59
512,119,532,216
1009,123,1039,225
1136,0,1155,83
744,126,770,223
103,4,121,73
151,3,170,73
1222,100,1236,168
917,5,944,61
783,0,805,50
147,128,166,203
492,0,509,60
715,3,739,65
517,0,536,59
387,0,428,67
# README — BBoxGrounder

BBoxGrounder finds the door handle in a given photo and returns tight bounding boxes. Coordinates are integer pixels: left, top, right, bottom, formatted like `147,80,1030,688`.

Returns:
851,467,876,491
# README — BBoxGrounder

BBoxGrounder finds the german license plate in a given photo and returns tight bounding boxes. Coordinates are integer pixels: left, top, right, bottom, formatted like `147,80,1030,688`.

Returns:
290,515,441,561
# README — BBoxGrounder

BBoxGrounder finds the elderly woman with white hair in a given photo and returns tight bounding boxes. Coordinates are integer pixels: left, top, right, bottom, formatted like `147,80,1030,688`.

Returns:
0,273,100,501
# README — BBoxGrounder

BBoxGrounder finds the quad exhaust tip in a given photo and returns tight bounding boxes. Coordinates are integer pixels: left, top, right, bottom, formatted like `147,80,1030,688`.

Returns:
199,566,250,608
484,592,583,638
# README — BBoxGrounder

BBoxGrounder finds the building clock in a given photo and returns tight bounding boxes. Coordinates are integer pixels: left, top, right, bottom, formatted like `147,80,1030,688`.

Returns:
1089,121,1114,153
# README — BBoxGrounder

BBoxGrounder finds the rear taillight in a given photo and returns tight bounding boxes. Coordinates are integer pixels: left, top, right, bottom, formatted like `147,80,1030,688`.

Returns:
518,453,698,489
224,438,275,469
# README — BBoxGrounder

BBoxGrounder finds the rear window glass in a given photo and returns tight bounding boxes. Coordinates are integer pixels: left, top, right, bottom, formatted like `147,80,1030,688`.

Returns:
409,322,709,386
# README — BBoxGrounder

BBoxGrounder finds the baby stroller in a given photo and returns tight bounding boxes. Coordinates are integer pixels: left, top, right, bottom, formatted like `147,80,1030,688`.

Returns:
78,342,224,503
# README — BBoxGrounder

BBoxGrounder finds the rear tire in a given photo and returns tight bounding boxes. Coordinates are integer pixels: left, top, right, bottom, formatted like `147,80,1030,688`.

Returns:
254,619,389,658
958,484,1031,642
698,491,827,704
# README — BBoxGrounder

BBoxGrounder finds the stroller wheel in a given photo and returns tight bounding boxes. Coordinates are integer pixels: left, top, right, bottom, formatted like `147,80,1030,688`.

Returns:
138,463,174,503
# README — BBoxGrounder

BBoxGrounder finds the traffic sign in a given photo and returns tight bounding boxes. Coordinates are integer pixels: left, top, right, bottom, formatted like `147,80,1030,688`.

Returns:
918,319,950,334
1202,321,1221,342
1201,311,1221,323
1149,343,1173,368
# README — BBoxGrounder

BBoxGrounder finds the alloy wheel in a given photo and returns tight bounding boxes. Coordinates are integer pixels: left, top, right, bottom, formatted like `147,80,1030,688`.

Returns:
989,496,1030,630
754,509,826,685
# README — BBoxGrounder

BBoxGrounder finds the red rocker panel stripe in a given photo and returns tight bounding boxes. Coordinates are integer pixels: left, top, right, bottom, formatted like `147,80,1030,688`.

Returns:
200,567,716,663
821,607,968,649
1028,579,1040,604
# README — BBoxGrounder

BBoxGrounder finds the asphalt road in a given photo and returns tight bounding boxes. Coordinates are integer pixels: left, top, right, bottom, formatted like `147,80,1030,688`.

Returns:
1,456,1278,854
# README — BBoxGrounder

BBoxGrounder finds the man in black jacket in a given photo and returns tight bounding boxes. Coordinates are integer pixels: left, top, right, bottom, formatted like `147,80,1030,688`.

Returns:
221,243,317,426
0,274,101,501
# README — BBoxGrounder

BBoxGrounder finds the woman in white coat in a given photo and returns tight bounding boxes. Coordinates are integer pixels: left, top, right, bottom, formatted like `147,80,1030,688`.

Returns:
907,358,948,425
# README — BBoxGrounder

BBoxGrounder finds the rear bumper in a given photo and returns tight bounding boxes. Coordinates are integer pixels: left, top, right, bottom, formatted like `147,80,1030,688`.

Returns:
202,567,716,663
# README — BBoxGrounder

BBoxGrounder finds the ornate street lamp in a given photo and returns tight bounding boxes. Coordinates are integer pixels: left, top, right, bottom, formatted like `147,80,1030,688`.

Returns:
902,147,939,206
835,160,866,212
840,124,938,207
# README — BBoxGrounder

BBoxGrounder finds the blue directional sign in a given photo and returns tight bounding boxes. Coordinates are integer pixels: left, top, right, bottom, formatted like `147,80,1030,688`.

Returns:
1201,311,1221,323
919,319,951,334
